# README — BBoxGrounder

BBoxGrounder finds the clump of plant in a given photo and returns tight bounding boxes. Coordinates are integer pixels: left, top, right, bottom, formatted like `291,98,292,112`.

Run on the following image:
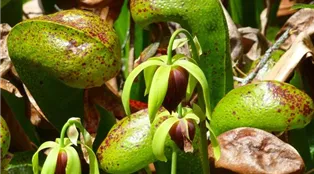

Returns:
97,28,218,174
32,118,99,174
97,28,314,174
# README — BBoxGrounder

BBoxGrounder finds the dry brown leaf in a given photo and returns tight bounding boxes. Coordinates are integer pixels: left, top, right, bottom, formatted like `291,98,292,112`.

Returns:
0,78,23,98
22,84,49,125
277,8,314,50
208,127,305,174
263,28,314,81
78,0,124,23
222,3,243,61
277,0,297,17
83,89,100,134
260,0,273,35
239,27,270,61
1,24,12,77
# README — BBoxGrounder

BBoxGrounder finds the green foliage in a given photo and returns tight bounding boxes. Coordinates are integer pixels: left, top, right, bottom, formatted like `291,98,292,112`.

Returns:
227,0,264,28
4,0,314,173
292,3,314,9
1,0,22,26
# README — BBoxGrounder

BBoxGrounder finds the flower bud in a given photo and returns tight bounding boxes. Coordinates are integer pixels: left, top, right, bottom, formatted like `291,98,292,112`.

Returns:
169,119,195,151
163,67,188,112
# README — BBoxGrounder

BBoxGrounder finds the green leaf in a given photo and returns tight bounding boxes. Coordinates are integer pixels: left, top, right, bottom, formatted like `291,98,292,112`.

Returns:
173,60,211,119
41,146,60,174
82,144,100,174
208,126,220,160
186,74,198,101
292,3,314,9
32,141,58,174
184,113,200,124
171,54,186,63
122,60,165,115
192,104,206,122
152,117,179,162
144,65,158,95
148,55,168,63
67,124,79,146
228,0,263,28
148,65,171,122
1,0,11,9
172,38,188,50
193,36,202,56
7,151,44,174
65,146,82,174
181,107,193,115
114,0,130,46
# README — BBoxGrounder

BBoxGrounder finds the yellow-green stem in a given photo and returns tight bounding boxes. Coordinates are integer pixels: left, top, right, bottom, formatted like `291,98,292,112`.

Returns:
177,103,183,118
171,150,177,174
166,29,199,65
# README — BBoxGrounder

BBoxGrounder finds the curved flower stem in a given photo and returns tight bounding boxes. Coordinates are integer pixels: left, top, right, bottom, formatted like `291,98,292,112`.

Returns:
167,29,199,65
59,119,86,148
59,122,71,148
171,150,177,174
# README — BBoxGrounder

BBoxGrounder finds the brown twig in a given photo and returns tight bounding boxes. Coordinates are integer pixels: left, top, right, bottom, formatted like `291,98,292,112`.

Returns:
234,27,292,85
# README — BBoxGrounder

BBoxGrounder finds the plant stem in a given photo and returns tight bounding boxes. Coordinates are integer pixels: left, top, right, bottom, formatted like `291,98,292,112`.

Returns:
59,121,71,148
177,103,183,118
199,121,210,174
195,85,210,174
234,27,291,85
171,150,177,174
167,29,199,65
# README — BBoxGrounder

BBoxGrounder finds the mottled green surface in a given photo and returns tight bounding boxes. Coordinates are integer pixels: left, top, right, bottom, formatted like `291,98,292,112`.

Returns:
97,109,155,173
6,9,122,130
1,116,11,158
211,81,314,135
8,9,121,88
130,0,233,109
96,109,202,174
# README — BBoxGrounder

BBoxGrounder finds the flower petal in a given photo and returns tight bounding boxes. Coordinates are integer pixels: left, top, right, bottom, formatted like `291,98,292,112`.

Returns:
148,65,171,122
122,60,165,115
32,141,58,174
152,117,179,162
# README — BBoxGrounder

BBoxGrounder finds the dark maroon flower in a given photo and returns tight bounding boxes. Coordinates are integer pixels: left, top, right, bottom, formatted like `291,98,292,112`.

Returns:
163,67,188,112
56,150,67,174
169,119,195,151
